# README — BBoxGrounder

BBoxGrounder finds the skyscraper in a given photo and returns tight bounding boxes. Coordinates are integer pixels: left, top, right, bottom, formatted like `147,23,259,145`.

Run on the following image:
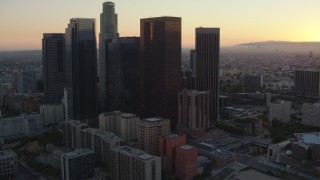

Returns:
195,28,220,122
104,37,140,113
99,1,119,111
65,18,98,120
141,17,181,129
42,33,65,103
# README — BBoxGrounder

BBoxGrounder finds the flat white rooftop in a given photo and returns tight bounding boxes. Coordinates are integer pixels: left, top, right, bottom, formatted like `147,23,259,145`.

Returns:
138,154,153,160
179,145,194,150
144,117,165,122
295,132,320,145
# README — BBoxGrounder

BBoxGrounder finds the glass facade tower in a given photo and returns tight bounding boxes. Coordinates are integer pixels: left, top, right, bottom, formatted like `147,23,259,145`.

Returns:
141,17,182,129
65,18,98,120
42,33,65,103
105,37,140,113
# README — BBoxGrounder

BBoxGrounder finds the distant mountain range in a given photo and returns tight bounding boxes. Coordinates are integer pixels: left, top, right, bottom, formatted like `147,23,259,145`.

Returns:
228,41,320,54
237,41,320,47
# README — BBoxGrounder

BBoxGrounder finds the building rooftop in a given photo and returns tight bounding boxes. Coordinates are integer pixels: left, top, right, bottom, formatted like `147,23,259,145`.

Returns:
120,113,137,118
63,148,94,158
82,128,124,142
138,154,154,160
295,132,320,145
64,119,88,126
0,150,16,159
167,133,183,139
144,117,167,122
118,146,155,161
179,145,195,150
100,111,139,119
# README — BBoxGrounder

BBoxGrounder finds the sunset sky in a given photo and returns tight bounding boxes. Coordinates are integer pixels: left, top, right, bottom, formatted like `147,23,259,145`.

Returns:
1,0,320,50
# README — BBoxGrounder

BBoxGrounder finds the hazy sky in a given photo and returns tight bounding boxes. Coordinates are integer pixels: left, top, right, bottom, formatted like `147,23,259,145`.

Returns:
1,0,320,50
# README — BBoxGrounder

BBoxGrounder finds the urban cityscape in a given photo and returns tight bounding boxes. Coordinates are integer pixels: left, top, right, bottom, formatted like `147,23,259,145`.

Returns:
1,1,320,180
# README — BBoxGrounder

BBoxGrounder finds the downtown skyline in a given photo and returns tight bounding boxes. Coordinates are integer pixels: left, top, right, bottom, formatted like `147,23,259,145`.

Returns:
2,0,320,50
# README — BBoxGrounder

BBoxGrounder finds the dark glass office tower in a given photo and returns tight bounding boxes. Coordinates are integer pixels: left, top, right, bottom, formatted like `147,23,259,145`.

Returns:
65,18,98,120
195,28,220,123
42,33,65,103
99,1,119,111
141,17,182,129
105,37,141,113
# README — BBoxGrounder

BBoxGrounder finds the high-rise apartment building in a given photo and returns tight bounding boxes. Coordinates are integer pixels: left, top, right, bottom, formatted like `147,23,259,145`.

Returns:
99,111,140,141
195,28,220,122
61,149,95,180
159,134,186,175
295,69,320,98
141,16,181,129
63,120,88,150
42,33,65,103
81,128,124,167
111,146,161,180
175,145,198,180
138,117,170,155
178,89,210,137
99,1,119,111
65,18,98,120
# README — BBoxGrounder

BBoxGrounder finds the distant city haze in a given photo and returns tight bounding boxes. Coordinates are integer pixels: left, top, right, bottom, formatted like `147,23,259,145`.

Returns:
1,0,320,50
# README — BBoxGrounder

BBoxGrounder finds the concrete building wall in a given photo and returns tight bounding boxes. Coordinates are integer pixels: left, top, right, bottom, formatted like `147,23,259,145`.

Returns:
61,149,95,180
99,111,140,141
268,100,291,123
80,128,124,167
302,103,320,127
178,89,210,137
0,114,42,139
40,104,64,126
111,146,161,180
63,120,88,150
